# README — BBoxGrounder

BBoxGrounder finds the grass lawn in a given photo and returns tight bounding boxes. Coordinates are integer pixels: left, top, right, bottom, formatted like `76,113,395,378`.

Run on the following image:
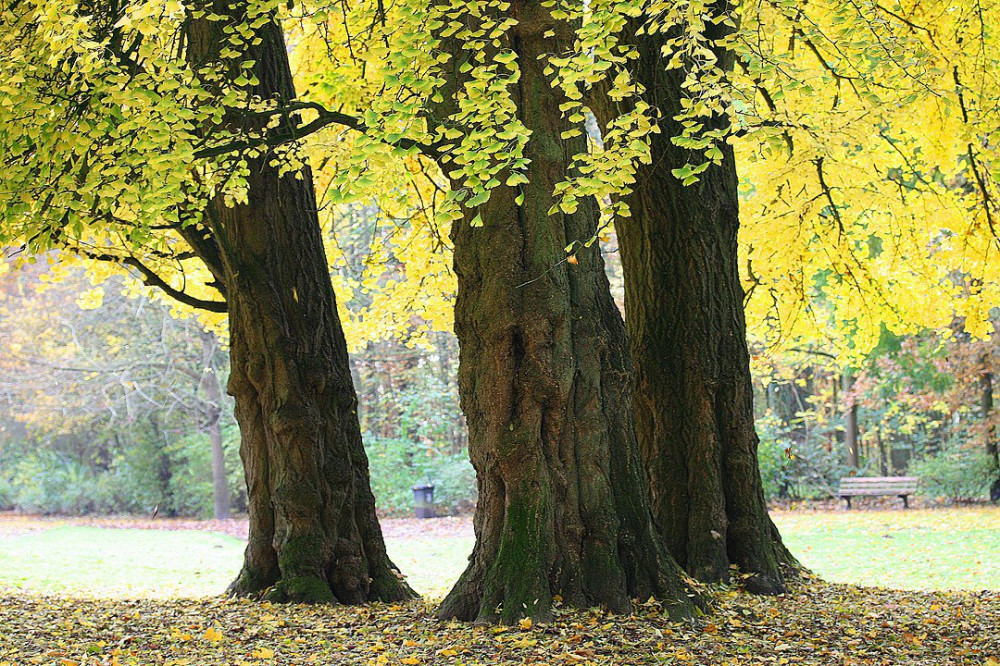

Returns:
384,534,475,598
771,506,1000,591
0,526,246,598
0,524,474,599
0,507,997,599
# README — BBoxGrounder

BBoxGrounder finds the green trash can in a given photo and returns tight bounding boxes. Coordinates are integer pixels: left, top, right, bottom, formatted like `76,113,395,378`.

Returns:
412,484,435,519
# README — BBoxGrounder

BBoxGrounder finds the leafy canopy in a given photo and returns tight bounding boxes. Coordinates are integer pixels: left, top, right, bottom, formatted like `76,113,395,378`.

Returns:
1,0,997,357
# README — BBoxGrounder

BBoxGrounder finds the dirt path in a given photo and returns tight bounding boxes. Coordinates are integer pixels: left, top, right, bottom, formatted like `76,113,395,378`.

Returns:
0,511,473,541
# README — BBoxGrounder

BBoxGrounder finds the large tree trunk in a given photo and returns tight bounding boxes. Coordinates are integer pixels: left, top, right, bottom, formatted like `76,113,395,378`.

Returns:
187,5,414,604
594,2,797,593
434,1,699,625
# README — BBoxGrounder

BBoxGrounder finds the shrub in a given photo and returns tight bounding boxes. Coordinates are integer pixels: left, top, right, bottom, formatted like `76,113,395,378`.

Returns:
5,452,116,515
365,436,476,516
756,413,846,501
0,426,245,518
164,426,245,518
909,441,994,501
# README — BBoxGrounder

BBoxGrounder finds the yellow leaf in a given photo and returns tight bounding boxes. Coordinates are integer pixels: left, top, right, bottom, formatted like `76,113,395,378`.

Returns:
203,627,224,643
401,658,421,665
59,660,79,666
439,649,458,657
518,617,532,630
253,647,275,659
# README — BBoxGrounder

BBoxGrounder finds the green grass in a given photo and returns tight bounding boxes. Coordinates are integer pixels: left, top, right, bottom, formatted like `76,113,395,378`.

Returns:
0,508,997,599
385,535,474,598
0,526,245,598
772,507,1000,590
0,525,474,599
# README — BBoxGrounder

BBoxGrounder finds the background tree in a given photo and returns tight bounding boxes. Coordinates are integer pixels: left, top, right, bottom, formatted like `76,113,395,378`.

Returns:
0,262,242,518
0,0,413,604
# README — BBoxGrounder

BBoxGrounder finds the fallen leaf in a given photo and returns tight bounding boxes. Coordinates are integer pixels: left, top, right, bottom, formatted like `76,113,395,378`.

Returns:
203,627,224,643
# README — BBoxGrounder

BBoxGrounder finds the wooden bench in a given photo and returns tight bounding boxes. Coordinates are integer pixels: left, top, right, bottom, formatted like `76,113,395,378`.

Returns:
838,476,919,508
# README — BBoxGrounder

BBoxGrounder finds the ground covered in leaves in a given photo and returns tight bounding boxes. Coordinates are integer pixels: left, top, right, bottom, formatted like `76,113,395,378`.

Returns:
1,578,997,665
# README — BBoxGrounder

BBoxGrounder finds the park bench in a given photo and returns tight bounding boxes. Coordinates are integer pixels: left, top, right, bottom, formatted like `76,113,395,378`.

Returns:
837,476,919,508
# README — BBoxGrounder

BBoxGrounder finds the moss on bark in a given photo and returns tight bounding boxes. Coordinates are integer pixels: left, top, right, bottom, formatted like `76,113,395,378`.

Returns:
432,0,701,625
186,4,415,607
590,1,800,592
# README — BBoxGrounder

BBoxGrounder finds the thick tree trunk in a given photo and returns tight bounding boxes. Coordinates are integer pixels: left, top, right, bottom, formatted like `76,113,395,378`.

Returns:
593,3,797,593
187,6,414,604
434,2,699,624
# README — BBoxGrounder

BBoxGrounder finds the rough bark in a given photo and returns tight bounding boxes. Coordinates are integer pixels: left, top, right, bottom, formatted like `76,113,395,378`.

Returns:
433,1,700,624
592,2,798,593
187,4,414,604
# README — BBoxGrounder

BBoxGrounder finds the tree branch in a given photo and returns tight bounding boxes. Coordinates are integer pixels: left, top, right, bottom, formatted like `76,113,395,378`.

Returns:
193,101,443,161
73,247,228,313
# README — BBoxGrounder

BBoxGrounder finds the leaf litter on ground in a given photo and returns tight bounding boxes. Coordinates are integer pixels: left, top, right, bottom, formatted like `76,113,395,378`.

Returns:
1,575,997,665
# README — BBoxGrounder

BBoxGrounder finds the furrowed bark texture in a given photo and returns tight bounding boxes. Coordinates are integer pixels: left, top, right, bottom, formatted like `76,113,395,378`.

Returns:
434,1,700,624
594,3,797,593
187,6,414,604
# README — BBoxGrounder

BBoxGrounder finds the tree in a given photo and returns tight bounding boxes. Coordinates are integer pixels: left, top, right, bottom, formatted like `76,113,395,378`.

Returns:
0,0,413,603
570,0,1000,584
424,1,700,624
0,263,240,517
731,0,1000,358
197,328,231,520
985,364,998,500
578,1,794,593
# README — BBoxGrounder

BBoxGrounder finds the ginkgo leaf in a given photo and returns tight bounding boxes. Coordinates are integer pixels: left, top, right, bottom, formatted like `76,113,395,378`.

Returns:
202,626,224,642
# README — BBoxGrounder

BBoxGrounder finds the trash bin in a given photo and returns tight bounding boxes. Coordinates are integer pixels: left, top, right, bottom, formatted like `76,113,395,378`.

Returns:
412,484,435,519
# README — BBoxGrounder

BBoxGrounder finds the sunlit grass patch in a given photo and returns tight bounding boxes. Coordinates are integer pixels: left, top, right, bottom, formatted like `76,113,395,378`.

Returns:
0,523,475,600
772,507,1000,590
0,507,997,601
0,526,245,598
